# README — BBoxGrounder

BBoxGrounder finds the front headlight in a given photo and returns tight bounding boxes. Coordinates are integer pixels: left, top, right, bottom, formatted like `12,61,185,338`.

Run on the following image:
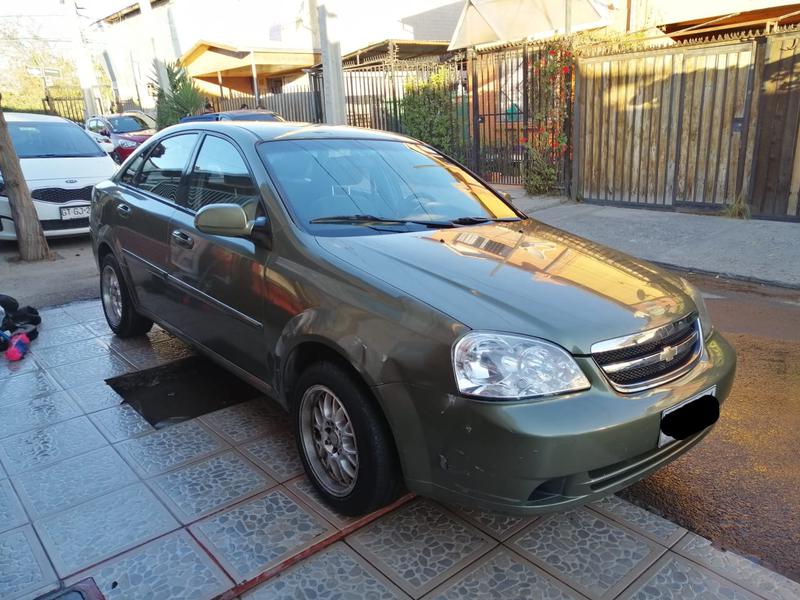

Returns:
453,332,590,399
679,278,713,339
118,139,138,149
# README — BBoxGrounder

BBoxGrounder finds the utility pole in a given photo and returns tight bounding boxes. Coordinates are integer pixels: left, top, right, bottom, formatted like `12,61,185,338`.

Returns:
316,0,346,125
65,0,98,119
0,96,49,261
251,52,260,107
565,0,572,35
139,0,171,97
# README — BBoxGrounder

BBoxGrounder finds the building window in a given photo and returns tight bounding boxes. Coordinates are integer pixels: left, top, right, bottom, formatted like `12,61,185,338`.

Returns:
267,78,283,94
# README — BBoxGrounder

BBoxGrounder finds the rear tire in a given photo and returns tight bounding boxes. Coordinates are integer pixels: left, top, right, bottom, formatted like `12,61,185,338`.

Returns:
100,253,152,338
293,361,402,516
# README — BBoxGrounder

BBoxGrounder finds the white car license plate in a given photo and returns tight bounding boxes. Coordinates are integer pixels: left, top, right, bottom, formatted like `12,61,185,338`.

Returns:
60,205,91,220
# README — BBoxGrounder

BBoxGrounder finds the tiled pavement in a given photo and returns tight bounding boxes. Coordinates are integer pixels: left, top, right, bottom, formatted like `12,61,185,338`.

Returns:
1,300,799,600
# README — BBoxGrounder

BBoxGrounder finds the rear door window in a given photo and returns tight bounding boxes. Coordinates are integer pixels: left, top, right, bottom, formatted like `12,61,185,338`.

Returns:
136,134,198,203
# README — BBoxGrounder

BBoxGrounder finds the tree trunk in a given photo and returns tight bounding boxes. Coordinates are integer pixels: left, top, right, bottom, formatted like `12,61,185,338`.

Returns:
0,100,50,261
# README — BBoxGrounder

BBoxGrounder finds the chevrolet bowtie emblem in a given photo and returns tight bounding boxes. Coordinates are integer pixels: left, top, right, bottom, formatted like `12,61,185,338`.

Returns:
659,345,678,362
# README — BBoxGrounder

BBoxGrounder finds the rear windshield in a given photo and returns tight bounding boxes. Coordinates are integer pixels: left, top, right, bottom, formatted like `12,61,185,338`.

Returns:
9,121,105,159
224,113,283,122
108,114,153,133
258,138,517,235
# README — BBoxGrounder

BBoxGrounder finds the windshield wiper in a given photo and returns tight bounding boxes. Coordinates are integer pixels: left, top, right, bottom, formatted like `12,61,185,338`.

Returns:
310,215,454,228
447,216,522,225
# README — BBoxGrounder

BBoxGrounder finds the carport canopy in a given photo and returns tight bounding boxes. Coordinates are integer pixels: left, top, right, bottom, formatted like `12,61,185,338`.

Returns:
448,0,602,49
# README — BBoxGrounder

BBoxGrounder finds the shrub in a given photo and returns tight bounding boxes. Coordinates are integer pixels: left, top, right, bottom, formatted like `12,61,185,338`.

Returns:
154,62,205,129
523,145,557,195
724,193,751,219
400,69,455,155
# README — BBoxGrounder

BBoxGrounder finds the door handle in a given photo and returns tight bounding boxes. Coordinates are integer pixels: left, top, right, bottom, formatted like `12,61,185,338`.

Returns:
171,229,195,249
116,203,132,218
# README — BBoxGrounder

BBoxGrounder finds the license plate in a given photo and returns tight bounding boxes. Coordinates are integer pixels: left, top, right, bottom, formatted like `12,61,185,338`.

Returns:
60,205,91,220
658,385,718,447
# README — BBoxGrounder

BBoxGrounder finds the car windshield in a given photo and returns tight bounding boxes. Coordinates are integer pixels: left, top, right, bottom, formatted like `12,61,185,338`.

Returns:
258,139,519,235
108,114,152,133
9,121,105,158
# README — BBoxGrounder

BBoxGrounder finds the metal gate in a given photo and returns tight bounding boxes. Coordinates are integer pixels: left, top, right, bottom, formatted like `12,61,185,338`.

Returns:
470,44,572,188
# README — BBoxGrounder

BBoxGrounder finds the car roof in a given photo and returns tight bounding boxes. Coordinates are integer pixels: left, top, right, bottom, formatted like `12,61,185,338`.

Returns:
4,112,71,123
164,121,415,143
95,112,147,119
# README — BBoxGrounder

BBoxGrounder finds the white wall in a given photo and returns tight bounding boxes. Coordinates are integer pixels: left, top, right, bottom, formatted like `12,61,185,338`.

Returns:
90,0,462,106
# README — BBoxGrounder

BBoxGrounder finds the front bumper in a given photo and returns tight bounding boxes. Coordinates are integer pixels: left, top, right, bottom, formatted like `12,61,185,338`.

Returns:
375,329,736,514
0,196,90,240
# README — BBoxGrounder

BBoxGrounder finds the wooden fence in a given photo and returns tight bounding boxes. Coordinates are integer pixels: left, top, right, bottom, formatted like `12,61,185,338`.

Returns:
574,28,800,220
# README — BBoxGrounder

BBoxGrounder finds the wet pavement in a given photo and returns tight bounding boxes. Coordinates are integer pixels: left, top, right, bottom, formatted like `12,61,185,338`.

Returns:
623,274,800,582
0,292,798,600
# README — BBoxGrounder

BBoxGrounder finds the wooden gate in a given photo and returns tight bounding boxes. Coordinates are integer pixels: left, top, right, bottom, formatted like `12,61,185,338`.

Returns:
575,39,757,209
749,31,800,219
574,30,800,220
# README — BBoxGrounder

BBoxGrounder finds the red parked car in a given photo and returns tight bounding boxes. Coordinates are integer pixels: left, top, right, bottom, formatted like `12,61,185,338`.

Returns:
85,112,156,164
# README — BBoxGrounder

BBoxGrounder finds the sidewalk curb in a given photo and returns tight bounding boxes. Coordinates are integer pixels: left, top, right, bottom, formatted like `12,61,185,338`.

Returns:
649,261,800,292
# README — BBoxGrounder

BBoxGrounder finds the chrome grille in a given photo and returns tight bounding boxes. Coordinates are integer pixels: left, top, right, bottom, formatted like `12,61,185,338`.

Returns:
592,314,702,392
31,186,93,204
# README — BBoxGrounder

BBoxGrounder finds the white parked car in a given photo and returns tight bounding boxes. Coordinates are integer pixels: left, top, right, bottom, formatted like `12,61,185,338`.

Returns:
0,113,117,240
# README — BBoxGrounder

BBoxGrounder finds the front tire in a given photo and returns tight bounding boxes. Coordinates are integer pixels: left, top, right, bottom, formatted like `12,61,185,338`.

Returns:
293,361,402,516
100,253,152,338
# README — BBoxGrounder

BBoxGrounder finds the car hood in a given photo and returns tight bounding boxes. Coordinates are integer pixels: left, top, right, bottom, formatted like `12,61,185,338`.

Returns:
19,156,117,183
315,219,696,354
117,129,155,142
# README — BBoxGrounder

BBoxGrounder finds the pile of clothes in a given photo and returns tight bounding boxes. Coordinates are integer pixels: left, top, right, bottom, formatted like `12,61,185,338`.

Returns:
0,294,40,361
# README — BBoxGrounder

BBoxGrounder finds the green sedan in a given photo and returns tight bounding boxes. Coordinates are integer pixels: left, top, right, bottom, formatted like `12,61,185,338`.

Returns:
91,121,736,516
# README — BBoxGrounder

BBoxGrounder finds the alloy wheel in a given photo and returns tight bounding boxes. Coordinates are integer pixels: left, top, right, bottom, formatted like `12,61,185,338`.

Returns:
299,384,359,496
101,264,123,327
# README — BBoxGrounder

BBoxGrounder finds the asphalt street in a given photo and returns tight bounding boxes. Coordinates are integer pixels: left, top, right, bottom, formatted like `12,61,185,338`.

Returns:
622,273,800,581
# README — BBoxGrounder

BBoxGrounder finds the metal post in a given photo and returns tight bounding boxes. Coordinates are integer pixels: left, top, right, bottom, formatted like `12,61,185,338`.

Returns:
65,0,97,120
469,48,481,173
217,71,224,100
387,41,399,131
316,0,346,124
251,52,260,107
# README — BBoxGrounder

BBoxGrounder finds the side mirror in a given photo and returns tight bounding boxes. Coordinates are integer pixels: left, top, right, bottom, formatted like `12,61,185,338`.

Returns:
195,204,258,237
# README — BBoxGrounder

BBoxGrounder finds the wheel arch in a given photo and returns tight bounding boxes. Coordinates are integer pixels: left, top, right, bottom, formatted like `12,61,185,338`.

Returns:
281,337,380,408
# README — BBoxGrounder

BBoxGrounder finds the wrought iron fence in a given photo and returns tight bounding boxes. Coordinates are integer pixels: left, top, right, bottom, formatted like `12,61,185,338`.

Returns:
41,90,144,123
215,87,323,123
314,40,573,189
261,87,322,123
